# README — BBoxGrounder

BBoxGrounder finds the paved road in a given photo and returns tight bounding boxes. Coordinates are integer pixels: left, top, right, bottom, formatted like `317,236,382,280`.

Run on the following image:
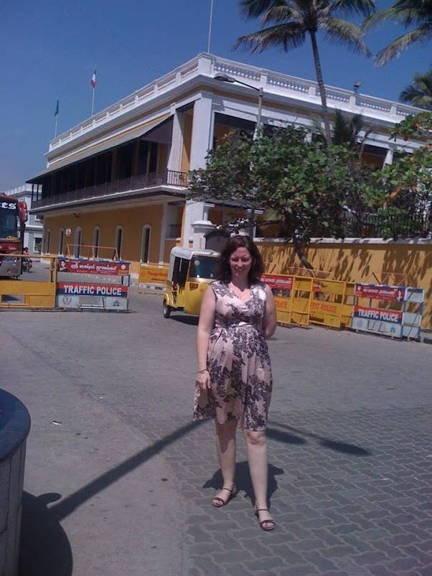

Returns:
1,277,432,576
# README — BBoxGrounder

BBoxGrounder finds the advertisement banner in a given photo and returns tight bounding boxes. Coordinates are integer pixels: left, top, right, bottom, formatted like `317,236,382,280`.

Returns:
354,284,405,302
262,274,293,291
58,258,130,276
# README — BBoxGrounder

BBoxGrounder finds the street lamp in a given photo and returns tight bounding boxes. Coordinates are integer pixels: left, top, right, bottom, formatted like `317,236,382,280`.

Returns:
214,73,263,139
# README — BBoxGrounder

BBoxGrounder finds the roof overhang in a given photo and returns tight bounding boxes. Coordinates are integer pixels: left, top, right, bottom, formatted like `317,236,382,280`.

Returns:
28,113,171,183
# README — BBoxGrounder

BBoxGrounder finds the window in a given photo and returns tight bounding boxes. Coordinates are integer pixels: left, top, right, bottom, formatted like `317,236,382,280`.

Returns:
58,229,65,255
92,227,101,258
74,227,82,258
115,226,123,259
34,237,42,254
140,226,151,262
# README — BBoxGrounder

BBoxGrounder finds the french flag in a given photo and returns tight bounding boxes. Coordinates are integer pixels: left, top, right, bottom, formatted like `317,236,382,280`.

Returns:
90,70,96,88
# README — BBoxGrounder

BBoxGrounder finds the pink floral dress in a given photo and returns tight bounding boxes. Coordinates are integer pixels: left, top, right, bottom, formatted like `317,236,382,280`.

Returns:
193,281,272,431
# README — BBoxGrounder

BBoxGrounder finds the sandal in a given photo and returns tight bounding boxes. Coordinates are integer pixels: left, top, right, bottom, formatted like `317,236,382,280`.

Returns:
211,484,236,508
255,508,276,531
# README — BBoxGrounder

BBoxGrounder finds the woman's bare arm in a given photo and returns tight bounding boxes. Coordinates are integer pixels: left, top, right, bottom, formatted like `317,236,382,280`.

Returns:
263,284,277,339
196,285,216,389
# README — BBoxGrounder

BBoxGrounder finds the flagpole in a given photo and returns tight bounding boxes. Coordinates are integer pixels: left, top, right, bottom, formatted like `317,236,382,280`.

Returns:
54,115,58,137
54,99,59,137
90,70,96,116
91,86,95,116
207,0,214,53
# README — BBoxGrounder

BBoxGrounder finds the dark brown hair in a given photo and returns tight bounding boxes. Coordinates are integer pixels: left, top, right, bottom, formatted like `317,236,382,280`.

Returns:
217,235,264,284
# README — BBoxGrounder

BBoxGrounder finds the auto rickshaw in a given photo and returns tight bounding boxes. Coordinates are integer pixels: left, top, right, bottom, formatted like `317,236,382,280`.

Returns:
163,247,219,318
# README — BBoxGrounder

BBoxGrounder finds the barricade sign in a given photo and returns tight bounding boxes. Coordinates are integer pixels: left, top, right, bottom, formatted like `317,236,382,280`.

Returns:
262,273,313,326
310,279,347,329
138,264,169,292
352,283,424,340
56,257,130,311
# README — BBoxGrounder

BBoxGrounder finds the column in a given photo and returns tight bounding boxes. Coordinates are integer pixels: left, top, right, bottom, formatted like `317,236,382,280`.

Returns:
384,147,394,166
159,202,168,263
167,111,184,174
189,94,214,170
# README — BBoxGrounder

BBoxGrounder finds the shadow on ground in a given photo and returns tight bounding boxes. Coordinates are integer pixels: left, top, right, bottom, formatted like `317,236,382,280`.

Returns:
19,492,73,576
204,461,284,505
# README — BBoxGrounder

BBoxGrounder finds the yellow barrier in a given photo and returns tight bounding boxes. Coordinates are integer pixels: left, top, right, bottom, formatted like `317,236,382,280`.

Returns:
0,255,57,308
291,276,313,325
0,281,56,308
310,278,347,329
138,263,169,291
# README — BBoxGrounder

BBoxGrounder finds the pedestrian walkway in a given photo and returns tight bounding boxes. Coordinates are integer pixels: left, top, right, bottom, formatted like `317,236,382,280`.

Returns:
1,290,431,576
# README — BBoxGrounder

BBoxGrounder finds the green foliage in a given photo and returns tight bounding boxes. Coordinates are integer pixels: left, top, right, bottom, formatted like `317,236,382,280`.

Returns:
400,69,432,110
390,111,432,141
189,127,376,261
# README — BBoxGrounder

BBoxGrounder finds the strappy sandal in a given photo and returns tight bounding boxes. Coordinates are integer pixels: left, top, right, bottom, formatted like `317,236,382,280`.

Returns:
211,485,236,508
255,508,276,531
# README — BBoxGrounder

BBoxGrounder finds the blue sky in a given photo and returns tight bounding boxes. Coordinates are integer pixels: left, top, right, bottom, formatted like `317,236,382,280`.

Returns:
0,0,428,190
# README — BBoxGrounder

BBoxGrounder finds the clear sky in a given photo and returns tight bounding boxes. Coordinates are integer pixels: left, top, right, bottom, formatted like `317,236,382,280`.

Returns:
0,0,428,190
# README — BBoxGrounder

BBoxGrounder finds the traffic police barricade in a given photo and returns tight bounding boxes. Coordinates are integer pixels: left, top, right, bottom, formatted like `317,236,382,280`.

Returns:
0,254,57,309
309,278,349,329
138,263,169,292
262,273,313,326
352,283,424,340
56,257,130,311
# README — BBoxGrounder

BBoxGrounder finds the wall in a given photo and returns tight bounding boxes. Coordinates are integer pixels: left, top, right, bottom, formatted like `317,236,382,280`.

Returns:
258,240,432,330
44,203,164,262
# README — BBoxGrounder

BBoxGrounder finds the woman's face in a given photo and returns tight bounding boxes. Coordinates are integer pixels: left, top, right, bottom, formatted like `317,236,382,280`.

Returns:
229,246,252,280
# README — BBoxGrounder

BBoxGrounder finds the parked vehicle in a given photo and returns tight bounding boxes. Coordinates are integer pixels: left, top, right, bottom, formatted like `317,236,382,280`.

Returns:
163,247,219,318
0,194,28,277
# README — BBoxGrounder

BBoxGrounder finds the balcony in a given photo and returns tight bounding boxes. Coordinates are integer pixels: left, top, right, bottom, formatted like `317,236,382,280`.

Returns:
32,170,188,209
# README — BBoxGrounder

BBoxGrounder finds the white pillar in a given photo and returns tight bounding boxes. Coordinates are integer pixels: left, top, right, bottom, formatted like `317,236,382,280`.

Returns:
159,202,168,263
182,200,214,248
189,94,214,170
167,110,184,173
384,147,394,166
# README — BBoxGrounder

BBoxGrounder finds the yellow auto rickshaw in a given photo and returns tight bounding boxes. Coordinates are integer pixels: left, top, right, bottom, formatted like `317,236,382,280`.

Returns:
163,247,219,318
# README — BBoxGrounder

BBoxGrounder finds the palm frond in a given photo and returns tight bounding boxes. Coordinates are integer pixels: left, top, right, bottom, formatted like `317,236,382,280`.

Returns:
240,0,288,18
331,0,376,18
375,24,432,66
323,17,371,55
263,4,303,23
362,7,398,30
235,23,306,52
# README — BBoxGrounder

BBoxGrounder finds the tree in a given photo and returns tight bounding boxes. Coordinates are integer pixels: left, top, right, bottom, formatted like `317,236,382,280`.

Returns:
189,127,374,267
236,0,375,144
400,69,432,109
365,0,432,66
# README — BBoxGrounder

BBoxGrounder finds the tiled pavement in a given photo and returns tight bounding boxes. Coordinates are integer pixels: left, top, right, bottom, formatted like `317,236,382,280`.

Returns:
145,406,432,576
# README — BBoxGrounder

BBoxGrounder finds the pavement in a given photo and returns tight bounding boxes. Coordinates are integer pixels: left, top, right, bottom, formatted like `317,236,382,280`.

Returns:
1,266,432,576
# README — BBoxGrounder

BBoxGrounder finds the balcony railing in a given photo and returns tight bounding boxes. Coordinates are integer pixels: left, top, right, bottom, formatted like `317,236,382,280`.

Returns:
32,170,188,208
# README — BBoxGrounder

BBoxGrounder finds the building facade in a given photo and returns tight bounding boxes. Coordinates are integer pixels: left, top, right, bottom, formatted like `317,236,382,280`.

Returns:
28,53,423,263
2,184,44,253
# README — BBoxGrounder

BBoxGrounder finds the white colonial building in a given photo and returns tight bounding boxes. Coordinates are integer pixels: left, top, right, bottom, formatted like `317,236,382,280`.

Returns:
27,53,423,262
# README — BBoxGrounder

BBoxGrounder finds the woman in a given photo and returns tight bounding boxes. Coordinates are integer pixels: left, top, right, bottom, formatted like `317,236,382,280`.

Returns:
193,235,277,531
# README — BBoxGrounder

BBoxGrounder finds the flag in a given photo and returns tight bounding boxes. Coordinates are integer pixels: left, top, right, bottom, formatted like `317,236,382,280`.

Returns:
54,99,59,117
90,70,96,88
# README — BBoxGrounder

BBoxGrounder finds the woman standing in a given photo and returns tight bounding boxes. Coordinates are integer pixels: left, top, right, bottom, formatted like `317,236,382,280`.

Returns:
194,235,277,531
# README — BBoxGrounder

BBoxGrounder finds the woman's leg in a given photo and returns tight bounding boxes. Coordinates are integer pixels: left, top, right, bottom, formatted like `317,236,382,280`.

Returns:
213,419,238,505
244,429,274,527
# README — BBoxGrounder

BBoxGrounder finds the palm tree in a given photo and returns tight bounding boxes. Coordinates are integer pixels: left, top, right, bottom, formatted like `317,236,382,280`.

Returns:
236,0,375,145
400,69,432,109
365,0,432,66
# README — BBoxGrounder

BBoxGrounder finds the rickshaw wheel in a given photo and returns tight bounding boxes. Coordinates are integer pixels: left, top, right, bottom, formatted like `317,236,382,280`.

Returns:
163,300,172,318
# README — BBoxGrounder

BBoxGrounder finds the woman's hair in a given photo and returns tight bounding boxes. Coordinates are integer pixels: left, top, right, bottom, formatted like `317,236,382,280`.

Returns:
216,235,264,284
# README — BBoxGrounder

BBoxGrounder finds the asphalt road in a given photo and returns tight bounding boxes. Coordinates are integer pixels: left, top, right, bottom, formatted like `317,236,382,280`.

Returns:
1,265,432,576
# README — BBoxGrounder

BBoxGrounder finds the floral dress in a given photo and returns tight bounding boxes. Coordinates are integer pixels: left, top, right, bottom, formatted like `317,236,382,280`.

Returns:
193,281,273,431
